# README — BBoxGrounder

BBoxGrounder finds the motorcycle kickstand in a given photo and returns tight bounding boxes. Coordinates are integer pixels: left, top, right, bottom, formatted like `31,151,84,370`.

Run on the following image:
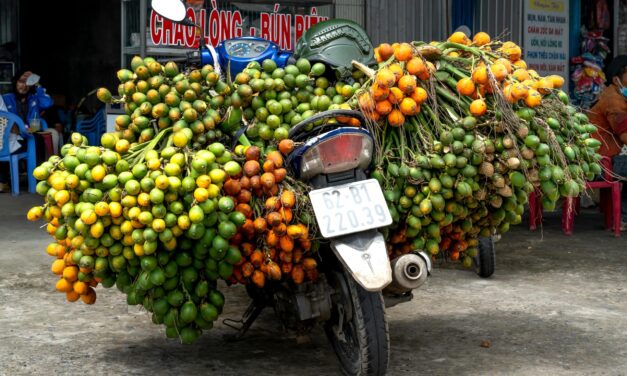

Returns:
222,300,265,341
332,303,346,342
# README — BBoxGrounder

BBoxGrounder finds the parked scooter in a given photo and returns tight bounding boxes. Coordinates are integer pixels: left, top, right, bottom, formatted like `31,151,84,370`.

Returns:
152,1,432,374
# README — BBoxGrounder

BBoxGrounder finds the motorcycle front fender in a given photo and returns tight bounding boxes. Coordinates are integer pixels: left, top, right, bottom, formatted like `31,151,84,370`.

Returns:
330,230,392,292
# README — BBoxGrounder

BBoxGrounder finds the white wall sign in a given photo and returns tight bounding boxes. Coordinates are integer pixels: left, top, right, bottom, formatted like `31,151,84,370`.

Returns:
523,0,570,91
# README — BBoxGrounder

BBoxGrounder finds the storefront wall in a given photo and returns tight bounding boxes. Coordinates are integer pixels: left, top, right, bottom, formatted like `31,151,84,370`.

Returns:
131,0,451,58
5,0,615,108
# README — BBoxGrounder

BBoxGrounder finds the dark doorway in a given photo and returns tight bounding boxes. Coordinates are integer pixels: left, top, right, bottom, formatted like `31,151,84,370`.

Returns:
18,0,121,107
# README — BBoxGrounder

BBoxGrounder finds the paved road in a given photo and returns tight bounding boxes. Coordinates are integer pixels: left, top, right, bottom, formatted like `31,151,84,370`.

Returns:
1,194,626,375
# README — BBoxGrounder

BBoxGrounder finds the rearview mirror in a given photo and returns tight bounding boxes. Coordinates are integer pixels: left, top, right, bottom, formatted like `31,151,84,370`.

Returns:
151,0,187,22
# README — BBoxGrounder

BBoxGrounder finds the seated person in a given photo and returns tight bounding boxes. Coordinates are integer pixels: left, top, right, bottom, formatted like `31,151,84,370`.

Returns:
588,56,627,229
0,71,54,192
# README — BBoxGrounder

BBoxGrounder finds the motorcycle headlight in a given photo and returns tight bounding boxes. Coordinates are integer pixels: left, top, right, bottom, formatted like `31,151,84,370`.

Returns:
300,132,373,180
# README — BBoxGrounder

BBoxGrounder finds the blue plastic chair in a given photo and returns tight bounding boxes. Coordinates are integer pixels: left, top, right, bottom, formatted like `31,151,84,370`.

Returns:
0,111,37,195
76,109,105,146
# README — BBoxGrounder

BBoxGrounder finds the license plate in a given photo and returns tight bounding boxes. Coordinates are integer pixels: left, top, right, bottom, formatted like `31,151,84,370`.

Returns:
309,179,392,238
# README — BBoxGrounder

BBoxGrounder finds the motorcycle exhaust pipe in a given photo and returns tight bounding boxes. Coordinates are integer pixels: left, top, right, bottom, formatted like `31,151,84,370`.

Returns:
384,253,429,295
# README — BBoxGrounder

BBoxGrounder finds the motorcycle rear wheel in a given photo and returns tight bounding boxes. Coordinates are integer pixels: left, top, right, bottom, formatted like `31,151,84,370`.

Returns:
325,272,389,376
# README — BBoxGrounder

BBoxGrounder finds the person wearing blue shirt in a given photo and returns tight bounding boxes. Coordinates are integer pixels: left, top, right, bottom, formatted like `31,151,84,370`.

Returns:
3,71,53,124
0,71,54,192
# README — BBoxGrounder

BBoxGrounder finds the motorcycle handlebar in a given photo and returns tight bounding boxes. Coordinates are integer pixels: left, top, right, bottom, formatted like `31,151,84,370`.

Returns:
288,109,366,139
159,56,188,63
157,50,201,65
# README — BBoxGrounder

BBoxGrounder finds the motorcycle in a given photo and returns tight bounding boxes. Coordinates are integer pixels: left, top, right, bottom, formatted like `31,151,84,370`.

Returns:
151,0,291,78
152,1,433,374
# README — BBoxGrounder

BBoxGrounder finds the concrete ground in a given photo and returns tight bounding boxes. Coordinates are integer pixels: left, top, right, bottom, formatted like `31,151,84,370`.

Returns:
1,193,626,376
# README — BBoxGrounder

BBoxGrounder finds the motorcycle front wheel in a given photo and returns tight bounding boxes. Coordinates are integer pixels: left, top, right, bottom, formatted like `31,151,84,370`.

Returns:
325,272,389,376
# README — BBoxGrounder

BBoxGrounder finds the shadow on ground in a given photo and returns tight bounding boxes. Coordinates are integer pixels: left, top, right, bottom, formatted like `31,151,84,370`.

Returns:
97,306,623,376
2,194,627,375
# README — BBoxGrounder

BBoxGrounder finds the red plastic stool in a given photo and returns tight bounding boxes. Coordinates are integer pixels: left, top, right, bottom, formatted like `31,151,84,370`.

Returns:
528,157,622,237
35,132,54,160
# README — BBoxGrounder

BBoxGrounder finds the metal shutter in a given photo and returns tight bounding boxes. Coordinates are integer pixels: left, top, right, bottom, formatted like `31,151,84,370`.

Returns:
365,0,451,45
334,0,366,25
474,0,524,45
